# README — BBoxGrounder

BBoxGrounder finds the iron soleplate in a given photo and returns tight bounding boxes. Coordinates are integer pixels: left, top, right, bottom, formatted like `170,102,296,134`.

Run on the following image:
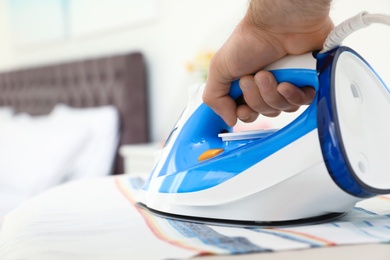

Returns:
136,202,346,228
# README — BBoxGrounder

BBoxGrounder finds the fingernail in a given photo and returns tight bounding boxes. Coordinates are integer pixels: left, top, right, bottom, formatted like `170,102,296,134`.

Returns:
238,112,257,122
238,113,249,121
240,78,254,90
257,75,272,91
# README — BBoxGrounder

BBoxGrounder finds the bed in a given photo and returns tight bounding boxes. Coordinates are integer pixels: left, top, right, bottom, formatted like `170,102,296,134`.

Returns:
0,51,149,218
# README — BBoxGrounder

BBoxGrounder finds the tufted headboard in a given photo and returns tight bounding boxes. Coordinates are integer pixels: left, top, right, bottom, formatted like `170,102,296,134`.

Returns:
0,52,149,175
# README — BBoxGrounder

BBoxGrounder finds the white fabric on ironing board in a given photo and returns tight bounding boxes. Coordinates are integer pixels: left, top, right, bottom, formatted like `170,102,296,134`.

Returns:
0,174,390,260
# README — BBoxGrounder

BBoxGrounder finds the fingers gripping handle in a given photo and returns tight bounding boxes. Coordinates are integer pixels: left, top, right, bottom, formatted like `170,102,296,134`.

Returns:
228,53,319,100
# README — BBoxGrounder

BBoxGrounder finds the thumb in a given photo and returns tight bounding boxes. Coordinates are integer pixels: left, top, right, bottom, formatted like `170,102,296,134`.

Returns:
202,84,237,127
203,54,238,127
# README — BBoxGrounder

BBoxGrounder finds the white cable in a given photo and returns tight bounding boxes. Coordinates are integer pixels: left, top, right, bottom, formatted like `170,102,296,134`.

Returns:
321,12,390,53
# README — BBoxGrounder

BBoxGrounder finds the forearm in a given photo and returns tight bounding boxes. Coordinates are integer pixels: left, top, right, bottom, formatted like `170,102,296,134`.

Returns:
240,0,333,54
247,0,332,31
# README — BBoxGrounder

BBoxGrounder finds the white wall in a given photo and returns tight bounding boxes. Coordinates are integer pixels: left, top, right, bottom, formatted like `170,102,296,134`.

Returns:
0,0,247,141
331,0,390,84
0,0,389,141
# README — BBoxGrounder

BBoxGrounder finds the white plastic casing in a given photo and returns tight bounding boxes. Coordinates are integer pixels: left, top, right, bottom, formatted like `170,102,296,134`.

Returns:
334,51,390,190
141,129,360,222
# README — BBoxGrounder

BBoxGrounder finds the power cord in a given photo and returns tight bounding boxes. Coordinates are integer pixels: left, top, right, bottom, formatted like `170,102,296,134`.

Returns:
321,12,390,53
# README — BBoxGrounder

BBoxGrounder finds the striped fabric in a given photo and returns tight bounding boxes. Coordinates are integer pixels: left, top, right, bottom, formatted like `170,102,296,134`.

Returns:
116,176,390,257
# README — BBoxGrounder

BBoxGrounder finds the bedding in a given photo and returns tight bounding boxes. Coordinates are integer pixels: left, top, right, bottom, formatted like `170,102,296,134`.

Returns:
50,104,120,181
0,107,13,122
0,52,149,226
0,104,119,218
0,51,149,174
0,109,89,216
0,174,389,260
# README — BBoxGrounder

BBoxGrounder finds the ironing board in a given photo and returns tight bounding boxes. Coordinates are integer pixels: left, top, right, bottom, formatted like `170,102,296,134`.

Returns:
0,174,389,260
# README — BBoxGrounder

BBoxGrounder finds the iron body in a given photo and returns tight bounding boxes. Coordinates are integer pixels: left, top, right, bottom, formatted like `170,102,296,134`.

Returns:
137,46,390,225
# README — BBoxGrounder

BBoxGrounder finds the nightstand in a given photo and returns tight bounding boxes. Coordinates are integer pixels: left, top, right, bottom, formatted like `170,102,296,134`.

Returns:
119,143,161,174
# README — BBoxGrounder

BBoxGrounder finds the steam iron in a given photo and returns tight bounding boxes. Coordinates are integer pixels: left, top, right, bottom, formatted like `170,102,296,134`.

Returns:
137,12,390,226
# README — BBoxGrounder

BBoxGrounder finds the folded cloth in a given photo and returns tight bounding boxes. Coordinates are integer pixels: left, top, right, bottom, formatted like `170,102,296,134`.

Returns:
0,175,390,260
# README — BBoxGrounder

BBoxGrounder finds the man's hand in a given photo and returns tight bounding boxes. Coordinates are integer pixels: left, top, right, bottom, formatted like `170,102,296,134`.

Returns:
203,0,333,126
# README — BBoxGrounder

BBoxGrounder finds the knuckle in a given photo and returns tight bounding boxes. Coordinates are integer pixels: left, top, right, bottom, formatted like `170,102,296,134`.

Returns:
202,92,213,106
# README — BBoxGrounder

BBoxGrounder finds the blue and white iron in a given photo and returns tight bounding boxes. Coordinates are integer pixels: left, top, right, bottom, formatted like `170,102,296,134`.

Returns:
138,12,390,225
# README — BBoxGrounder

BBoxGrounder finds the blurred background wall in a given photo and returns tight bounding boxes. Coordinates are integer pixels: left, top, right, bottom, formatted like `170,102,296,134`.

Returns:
0,0,389,142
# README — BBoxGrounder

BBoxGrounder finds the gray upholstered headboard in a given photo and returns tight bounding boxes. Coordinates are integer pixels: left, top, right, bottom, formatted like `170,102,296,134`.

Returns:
0,52,149,174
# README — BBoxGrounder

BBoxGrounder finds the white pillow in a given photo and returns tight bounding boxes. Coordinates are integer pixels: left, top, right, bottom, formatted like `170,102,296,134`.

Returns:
50,105,120,181
0,107,14,124
0,112,90,211
0,105,119,215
